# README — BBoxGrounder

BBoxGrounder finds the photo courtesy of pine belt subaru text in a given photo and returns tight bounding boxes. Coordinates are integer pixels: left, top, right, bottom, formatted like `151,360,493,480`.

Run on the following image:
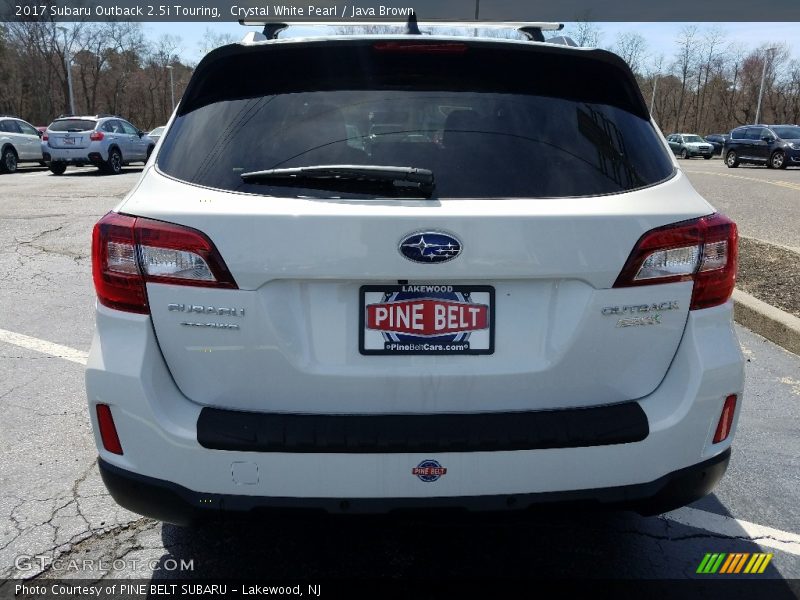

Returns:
85,20,744,525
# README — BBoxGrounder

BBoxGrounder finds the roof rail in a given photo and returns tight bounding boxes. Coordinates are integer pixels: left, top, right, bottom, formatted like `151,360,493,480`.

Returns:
239,18,564,41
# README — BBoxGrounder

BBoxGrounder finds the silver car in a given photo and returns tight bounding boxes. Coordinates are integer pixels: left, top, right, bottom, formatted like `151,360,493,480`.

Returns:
0,116,44,173
43,115,155,175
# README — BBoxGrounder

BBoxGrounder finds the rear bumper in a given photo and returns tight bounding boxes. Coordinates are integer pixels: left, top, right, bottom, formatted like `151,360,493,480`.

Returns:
86,302,744,520
46,146,106,163
99,449,730,525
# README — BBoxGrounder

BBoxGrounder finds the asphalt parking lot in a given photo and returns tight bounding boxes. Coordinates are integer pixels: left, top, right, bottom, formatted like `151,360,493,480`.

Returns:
0,162,799,584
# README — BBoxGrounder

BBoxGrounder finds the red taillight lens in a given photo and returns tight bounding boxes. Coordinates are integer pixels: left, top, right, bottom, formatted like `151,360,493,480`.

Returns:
614,213,738,310
92,213,147,313
91,212,237,314
42,134,48,141
713,395,738,444
90,131,104,141
96,404,123,455
372,42,468,54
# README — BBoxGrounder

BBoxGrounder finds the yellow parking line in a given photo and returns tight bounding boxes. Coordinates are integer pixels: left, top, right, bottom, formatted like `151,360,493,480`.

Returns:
683,169,800,193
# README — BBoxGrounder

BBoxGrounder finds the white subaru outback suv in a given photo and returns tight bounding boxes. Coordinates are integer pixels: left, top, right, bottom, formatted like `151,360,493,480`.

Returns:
86,24,744,525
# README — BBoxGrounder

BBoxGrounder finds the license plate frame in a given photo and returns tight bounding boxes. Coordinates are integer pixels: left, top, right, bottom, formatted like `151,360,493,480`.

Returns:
359,284,495,356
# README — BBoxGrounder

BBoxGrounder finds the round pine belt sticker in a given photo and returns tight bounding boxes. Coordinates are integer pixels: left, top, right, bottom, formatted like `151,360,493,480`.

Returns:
412,459,447,482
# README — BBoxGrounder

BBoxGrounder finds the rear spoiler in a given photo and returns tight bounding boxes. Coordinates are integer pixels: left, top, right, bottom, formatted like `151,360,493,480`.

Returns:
239,15,565,42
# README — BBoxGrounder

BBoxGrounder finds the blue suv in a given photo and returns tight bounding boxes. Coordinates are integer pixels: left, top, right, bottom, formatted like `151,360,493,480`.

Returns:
43,115,155,175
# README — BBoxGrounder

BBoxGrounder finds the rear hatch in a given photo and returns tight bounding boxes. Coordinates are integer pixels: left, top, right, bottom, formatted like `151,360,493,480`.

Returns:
47,118,95,149
124,37,718,414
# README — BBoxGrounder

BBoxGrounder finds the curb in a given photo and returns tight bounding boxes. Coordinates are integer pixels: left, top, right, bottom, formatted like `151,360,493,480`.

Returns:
733,289,800,356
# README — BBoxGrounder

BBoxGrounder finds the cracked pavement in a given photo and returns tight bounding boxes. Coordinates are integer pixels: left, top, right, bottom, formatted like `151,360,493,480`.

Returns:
0,164,798,582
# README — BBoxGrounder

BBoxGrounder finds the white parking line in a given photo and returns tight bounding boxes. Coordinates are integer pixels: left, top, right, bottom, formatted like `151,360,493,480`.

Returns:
0,327,88,365
1,327,799,553
666,507,800,556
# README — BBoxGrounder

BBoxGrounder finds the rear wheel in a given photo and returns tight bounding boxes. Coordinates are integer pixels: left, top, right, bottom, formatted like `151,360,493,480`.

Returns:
725,151,739,168
770,151,787,169
680,149,689,159
1,146,18,173
103,148,123,175
49,161,67,175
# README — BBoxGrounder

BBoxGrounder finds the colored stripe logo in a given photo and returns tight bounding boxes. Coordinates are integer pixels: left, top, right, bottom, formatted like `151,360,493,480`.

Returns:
696,553,773,574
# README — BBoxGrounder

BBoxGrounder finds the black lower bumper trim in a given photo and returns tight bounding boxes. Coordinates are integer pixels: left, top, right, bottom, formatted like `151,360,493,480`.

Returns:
98,449,730,526
197,402,649,454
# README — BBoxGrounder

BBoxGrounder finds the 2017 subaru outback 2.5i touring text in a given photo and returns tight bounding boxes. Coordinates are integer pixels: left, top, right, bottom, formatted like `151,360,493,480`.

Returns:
86,24,744,525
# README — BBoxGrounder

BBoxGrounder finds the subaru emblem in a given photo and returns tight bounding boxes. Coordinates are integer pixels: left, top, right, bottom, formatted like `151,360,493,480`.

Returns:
398,231,462,264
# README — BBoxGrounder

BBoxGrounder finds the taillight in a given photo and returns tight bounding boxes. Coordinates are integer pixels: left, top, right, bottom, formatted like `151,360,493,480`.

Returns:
614,213,738,310
713,395,737,444
90,131,104,141
42,134,48,141
92,212,237,314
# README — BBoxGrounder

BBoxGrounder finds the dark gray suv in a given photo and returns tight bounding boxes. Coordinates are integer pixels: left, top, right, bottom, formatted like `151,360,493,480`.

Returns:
723,125,800,169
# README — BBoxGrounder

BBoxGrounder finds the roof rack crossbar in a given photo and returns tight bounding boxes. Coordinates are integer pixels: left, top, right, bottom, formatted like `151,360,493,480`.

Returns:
239,19,564,41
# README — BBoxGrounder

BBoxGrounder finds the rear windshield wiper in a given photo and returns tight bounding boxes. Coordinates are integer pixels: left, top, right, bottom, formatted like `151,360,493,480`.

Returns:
240,165,435,197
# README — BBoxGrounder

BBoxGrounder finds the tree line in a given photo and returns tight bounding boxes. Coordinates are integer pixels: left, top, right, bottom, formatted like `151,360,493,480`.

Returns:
1,21,799,134
568,23,800,134
0,21,227,129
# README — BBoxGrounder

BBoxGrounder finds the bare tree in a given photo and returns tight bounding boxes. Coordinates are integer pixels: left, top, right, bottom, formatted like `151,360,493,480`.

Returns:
671,26,699,132
614,31,647,75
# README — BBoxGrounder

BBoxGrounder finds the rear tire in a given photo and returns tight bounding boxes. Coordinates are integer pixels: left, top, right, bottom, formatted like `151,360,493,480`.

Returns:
1,146,18,173
770,151,787,170
103,148,123,175
725,151,739,168
49,162,67,175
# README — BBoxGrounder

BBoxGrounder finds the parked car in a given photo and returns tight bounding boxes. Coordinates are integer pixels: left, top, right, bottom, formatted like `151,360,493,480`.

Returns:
87,24,743,525
703,134,729,157
723,124,800,169
666,133,714,159
148,126,165,144
43,114,155,175
0,115,45,173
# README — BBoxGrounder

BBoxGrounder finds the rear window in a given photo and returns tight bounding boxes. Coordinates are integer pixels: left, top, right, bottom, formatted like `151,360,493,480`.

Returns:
158,42,674,199
49,119,96,132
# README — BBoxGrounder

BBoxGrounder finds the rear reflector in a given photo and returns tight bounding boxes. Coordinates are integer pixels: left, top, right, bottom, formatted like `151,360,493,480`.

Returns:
96,404,123,455
92,212,237,314
713,395,737,444
614,213,738,310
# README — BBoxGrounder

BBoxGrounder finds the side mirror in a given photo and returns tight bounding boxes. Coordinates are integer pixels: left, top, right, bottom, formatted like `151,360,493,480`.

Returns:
137,130,144,138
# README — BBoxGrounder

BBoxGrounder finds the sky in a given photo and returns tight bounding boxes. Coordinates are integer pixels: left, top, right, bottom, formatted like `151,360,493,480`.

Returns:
145,21,800,66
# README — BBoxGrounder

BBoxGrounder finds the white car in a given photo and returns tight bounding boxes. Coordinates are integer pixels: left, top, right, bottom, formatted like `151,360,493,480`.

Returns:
86,25,744,525
0,115,44,173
